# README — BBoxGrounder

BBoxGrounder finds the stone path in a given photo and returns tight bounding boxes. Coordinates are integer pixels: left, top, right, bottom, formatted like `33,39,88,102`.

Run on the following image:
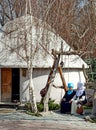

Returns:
0,108,96,130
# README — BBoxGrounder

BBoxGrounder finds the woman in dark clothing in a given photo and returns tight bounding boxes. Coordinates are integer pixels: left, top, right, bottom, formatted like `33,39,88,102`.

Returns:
60,83,76,113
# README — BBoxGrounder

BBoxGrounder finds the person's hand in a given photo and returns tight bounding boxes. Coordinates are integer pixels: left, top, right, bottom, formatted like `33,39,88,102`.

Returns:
74,100,78,103
69,100,72,103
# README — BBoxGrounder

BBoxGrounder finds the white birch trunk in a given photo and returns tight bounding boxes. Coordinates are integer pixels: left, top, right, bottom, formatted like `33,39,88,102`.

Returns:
29,67,37,113
43,84,52,112
25,0,37,113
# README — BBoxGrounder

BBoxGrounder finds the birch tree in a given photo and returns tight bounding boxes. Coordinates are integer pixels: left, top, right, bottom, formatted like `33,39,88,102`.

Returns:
2,16,38,113
0,0,39,113
25,0,37,113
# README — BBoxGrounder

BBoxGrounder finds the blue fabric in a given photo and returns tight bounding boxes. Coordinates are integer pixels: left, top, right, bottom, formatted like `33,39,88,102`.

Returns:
67,90,73,95
68,82,74,88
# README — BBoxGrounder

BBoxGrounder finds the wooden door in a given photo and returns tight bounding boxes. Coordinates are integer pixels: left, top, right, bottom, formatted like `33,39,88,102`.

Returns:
1,68,12,102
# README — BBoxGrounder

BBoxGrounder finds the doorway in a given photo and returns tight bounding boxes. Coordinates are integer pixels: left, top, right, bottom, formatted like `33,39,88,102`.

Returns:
1,68,12,102
1,68,20,102
12,68,20,102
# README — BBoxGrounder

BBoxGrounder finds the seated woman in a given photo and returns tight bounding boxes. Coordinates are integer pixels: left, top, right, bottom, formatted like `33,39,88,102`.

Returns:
71,82,87,115
60,82,76,113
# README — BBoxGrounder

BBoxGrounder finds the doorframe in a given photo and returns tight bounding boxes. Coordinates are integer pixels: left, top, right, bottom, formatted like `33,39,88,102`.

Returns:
12,68,20,102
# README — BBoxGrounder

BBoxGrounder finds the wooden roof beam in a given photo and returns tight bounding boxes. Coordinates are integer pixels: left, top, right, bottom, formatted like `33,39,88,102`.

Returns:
52,49,83,55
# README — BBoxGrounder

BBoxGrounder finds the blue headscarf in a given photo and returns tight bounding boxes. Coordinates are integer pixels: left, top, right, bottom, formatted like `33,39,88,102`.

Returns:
67,82,74,95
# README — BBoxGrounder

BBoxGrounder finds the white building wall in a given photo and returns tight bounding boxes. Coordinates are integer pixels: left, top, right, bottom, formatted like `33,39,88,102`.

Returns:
20,68,86,104
20,69,29,103
0,68,86,103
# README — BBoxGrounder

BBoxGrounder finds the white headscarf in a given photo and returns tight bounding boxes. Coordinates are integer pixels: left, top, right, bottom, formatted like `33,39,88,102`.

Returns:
76,82,84,97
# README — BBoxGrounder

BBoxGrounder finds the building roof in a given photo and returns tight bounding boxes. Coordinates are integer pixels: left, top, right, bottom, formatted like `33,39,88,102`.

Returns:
0,15,88,68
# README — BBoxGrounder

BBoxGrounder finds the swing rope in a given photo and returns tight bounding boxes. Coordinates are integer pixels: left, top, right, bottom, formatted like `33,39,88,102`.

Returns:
68,55,69,83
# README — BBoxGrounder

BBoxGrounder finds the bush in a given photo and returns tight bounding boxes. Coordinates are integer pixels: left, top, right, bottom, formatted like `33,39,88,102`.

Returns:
25,99,60,112
48,99,60,110
37,103,44,112
37,98,60,112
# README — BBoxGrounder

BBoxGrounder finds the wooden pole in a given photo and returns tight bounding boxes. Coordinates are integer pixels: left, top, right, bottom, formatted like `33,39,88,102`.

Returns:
41,54,60,112
58,66,68,91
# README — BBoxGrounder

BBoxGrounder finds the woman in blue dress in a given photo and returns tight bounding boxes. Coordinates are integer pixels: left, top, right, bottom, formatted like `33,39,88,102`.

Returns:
60,82,76,113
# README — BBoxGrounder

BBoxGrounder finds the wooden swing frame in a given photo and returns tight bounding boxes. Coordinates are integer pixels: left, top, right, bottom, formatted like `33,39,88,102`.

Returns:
40,48,87,112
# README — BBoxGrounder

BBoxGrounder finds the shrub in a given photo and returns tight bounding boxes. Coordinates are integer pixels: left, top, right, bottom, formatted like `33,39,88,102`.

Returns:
37,98,60,112
37,103,44,112
48,99,60,110
25,98,60,112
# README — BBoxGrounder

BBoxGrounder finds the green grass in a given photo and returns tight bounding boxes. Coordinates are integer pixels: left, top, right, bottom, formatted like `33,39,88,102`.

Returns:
88,118,96,123
26,110,42,117
83,105,92,109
